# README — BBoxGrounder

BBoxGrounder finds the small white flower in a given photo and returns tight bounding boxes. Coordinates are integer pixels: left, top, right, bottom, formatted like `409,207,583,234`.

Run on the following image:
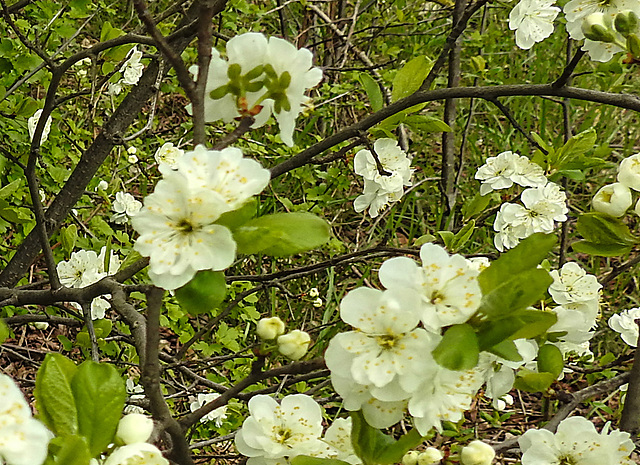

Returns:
618,153,640,190
402,451,419,465
309,287,320,298
127,154,138,164
312,297,323,308
32,321,49,331
121,46,144,86
460,440,495,465
509,0,560,49
115,413,154,445
108,81,123,95
277,330,311,360
189,393,228,426
112,192,142,224
548,262,602,305
592,182,632,217
28,109,52,145
104,443,168,465
154,142,184,169
318,417,360,465
96,180,109,191
256,316,286,340
235,394,325,460
609,307,640,347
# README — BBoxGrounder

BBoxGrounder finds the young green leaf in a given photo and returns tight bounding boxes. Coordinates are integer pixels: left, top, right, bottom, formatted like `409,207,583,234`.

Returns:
34,353,79,436
175,270,227,315
513,370,556,392
44,435,91,465
391,56,432,101
571,240,632,257
358,73,383,112
537,344,564,378
432,324,479,371
576,212,638,246
71,361,126,457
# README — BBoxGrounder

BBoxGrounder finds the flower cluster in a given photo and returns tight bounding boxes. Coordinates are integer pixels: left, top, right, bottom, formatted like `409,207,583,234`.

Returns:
325,243,484,434
234,394,359,465
189,393,228,426
592,152,640,217
57,246,122,319
108,46,145,95
154,142,184,169
194,32,322,147
0,374,51,465
475,151,547,196
353,138,413,218
519,416,634,465
508,0,640,62
131,145,270,290
111,192,142,224
546,261,602,356
493,182,568,252
609,307,640,347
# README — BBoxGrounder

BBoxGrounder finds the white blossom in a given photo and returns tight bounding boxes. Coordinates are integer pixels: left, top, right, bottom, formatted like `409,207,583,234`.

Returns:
235,394,325,462
154,143,184,169
104,443,168,465
509,0,560,49
617,153,640,190
277,330,311,360
318,417,360,465
189,393,228,426
519,416,634,465
132,145,270,290
592,182,632,217
475,151,546,195
548,305,597,355
609,307,640,347
196,32,322,147
0,374,51,465
121,47,144,86
378,243,482,331
354,179,405,218
108,81,123,96
28,109,52,145
418,448,443,465
112,192,142,224
548,262,602,305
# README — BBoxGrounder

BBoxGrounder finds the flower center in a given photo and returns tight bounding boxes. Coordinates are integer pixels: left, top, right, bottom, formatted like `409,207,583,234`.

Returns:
430,291,444,305
275,427,292,444
176,219,195,233
376,334,399,350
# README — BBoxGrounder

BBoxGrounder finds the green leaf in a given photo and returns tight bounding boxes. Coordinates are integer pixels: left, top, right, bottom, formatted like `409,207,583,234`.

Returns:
118,250,143,272
358,73,383,112
175,270,227,315
576,212,638,246
215,198,257,231
34,354,79,436
403,114,451,133
476,309,557,350
0,319,9,342
100,21,124,42
234,212,330,256
432,324,479,371
376,428,424,465
478,233,556,295
57,335,73,351
513,369,556,392
60,225,78,255
0,179,21,200
391,56,432,101
508,309,558,340
44,435,91,465
291,456,352,465
449,220,475,252
553,129,597,168
537,344,564,378
71,361,126,457
486,339,522,362
571,240,631,257
462,192,491,219
478,268,553,318
15,97,39,117
436,230,454,249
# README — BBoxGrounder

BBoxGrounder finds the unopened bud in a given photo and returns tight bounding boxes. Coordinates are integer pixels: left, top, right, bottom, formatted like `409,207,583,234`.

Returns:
460,440,495,465
627,33,640,58
402,451,419,465
32,322,49,330
592,182,632,217
582,13,617,42
312,297,323,308
277,330,311,360
309,288,320,298
615,10,639,36
115,413,154,445
418,447,443,465
256,317,285,340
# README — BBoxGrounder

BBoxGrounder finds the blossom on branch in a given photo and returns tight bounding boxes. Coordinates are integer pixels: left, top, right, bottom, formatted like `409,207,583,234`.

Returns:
509,0,560,50
609,307,640,346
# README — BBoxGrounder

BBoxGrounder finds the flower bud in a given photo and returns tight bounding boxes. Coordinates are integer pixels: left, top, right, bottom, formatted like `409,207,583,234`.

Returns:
312,297,323,308
592,183,632,217
618,153,640,190
402,451,419,465
582,13,617,43
277,330,311,360
32,322,49,330
309,287,320,298
115,413,154,445
418,447,443,465
460,440,495,465
615,10,639,36
256,317,285,340
627,33,640,58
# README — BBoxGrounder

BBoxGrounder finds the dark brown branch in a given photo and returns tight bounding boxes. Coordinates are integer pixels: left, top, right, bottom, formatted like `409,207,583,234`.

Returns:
211,117,256,150
621,327,640,434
